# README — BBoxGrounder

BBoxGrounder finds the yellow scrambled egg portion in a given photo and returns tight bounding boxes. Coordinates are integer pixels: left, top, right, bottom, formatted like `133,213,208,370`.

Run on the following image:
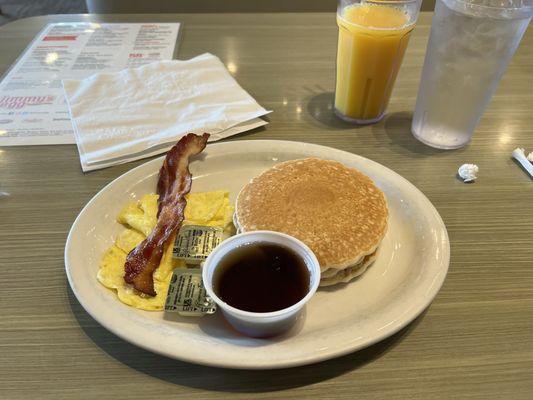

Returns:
98,190,234,311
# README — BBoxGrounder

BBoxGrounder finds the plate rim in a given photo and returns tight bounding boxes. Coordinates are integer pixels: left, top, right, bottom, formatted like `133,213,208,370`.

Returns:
65,139,450,369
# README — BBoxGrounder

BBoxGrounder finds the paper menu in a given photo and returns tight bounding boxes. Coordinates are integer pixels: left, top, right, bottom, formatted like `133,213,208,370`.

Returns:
0,22,180,146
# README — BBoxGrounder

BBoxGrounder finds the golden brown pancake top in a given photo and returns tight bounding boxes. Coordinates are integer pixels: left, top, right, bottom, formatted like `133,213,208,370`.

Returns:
235,158,388,271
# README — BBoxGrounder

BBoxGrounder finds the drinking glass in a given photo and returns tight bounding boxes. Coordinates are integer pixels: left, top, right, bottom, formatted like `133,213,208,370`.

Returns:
335,0,422,124
412,0,532,149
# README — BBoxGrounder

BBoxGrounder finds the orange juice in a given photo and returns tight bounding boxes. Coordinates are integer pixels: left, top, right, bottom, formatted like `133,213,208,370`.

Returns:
335,3,415,123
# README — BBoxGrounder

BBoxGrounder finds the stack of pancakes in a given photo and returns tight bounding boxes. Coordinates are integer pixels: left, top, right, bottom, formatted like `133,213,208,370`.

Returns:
234,158,388,286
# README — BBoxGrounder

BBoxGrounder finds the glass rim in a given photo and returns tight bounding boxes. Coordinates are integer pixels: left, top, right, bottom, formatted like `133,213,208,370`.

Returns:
441,0,533,15
337,0,421,28
340,0,421,4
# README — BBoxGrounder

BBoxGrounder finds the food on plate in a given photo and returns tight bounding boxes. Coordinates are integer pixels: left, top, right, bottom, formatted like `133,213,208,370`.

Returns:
319,252,377,286
97,132,234,310
99,138,387,313
98,190,234,310
117,194,158,236
213,242,310,313
124,133,209,296
234,158,388,286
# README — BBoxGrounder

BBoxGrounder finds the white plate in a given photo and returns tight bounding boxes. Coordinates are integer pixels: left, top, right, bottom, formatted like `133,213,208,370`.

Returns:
65,140,450,369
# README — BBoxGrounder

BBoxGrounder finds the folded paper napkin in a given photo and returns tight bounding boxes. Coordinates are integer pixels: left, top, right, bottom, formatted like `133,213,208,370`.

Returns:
62,53,270,171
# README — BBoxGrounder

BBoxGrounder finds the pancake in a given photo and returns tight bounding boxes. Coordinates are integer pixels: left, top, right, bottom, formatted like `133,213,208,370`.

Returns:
320,250,376,279
319,251,378,287
235,158,388,284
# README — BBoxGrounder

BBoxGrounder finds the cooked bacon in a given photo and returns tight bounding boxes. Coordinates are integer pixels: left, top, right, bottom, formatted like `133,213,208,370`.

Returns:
124,133,209,296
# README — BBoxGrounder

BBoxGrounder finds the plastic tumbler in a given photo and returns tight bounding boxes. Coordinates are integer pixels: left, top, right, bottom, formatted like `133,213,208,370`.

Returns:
334,0,422,124
412,0,532,149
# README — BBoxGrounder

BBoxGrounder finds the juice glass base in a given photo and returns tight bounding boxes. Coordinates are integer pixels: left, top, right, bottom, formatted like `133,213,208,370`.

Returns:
334,108,385,125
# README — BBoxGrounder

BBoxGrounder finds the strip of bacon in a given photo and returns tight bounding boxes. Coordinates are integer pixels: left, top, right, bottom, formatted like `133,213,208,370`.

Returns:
124,133,209,296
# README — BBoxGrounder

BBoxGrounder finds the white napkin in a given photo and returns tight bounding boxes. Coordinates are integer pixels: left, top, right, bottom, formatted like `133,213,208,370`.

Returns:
62,53,271,171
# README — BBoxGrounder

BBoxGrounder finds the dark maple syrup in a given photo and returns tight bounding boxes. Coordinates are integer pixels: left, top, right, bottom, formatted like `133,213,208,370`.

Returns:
214,243,310,313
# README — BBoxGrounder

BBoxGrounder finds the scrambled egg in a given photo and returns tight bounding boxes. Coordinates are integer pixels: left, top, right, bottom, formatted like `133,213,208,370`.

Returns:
98,190,234,311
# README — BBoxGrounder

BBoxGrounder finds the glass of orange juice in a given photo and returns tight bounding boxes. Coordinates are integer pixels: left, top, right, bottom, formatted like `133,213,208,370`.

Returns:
335,0,422,124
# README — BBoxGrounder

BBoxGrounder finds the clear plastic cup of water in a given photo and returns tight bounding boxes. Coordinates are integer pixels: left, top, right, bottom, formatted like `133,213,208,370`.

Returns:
412,0,532,149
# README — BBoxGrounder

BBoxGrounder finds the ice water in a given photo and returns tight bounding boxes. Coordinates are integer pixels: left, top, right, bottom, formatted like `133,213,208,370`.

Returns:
412,0,531,149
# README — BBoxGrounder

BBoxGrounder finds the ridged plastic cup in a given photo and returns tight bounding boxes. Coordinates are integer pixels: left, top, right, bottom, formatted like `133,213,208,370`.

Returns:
202,231,321,337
